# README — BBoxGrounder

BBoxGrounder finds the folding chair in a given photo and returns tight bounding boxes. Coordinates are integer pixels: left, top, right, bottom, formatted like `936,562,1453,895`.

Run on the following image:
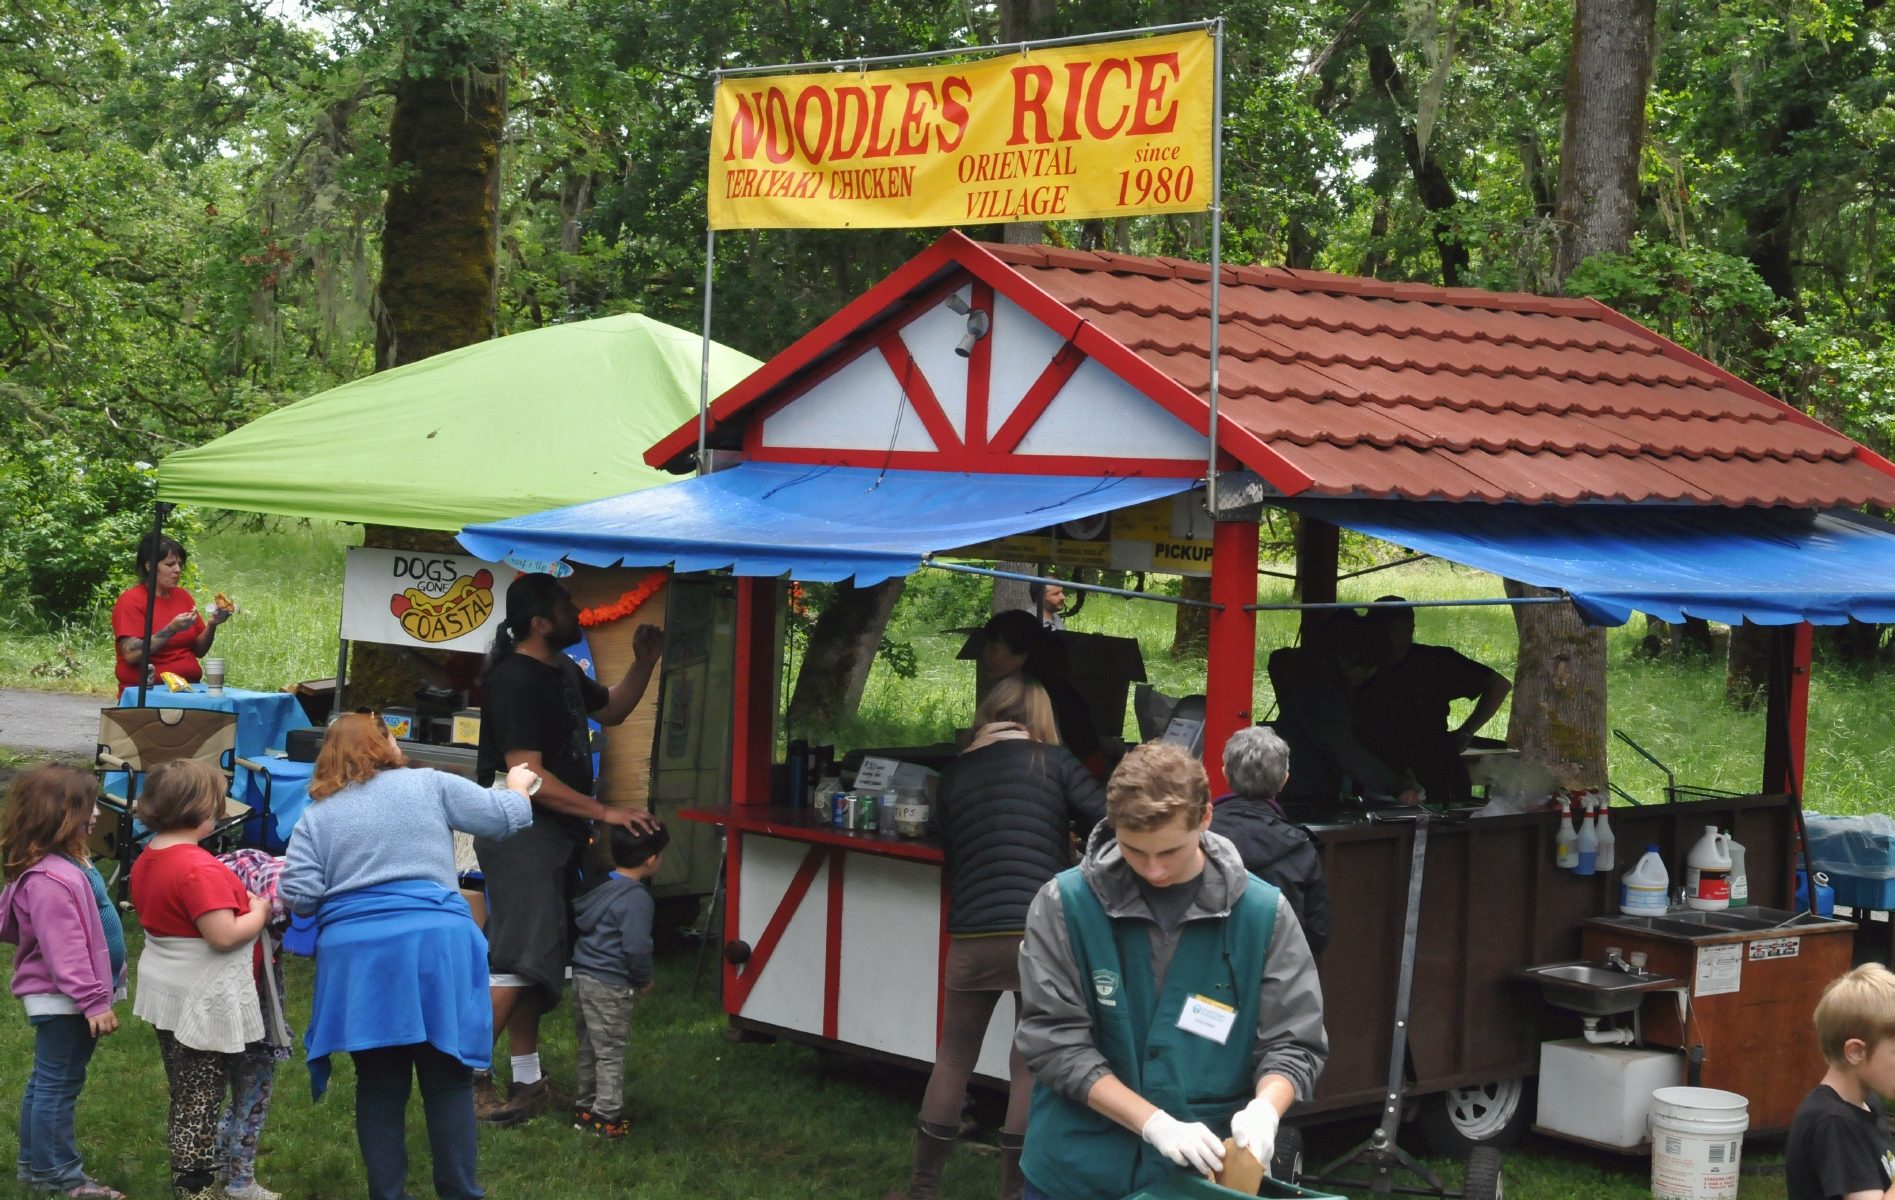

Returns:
94,707,260,901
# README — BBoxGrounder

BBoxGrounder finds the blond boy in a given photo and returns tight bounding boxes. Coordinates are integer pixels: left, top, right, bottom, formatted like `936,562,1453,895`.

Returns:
1788,963,1895,1200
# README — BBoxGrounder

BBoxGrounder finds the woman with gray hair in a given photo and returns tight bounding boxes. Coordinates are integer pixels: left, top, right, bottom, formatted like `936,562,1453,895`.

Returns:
1209,726,1330,954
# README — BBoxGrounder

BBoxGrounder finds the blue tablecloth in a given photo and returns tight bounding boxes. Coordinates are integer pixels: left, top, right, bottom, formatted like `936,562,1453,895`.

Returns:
243,758,315,852
114,685,312,798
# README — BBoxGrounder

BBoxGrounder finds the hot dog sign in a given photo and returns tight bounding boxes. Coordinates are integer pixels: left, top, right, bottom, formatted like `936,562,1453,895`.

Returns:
340,548,521,654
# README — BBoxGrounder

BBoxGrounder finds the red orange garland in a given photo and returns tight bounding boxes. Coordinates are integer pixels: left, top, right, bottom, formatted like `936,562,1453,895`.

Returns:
576,571,668,627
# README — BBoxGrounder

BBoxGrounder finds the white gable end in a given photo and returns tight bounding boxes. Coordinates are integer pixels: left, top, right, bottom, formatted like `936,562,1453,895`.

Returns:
759,349,938,453
898,288,970,442
986,293,1066,439
1014,358,1209,460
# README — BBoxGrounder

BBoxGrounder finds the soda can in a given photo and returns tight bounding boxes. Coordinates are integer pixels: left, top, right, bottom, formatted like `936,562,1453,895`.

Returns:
855,795,878,831
833,793,849,829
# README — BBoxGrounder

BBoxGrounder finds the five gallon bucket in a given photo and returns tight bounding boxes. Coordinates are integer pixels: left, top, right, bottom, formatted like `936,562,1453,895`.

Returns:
1649,1087,1748,1199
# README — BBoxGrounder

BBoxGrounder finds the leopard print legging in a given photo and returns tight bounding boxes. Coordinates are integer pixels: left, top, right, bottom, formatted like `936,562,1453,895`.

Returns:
155,1030,233,1192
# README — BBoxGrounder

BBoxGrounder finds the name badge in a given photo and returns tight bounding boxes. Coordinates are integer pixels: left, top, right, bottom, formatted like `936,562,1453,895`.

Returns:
1176,994,1237,1045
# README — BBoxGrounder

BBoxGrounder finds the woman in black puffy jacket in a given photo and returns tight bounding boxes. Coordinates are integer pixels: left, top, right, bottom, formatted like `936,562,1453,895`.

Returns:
886,675,1107,1200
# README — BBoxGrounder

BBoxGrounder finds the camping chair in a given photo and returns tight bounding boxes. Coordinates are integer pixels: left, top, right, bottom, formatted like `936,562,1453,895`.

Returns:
94,707,260,901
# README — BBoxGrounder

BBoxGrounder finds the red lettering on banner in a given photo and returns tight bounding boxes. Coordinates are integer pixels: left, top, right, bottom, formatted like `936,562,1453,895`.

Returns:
938,77,972,151
763,88,795,164
724,94,765,160
1128,53,1181,135
1086,59,1131,139
863,84,898,158
1007,65,1055,145
832,88,870,160
794,86,833,163
896,83,936,155
1059,62,1087,142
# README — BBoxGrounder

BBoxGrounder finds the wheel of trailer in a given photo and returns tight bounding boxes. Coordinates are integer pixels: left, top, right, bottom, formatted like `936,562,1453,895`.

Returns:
1461,1145,1503,1200
1417,1076,1532,1157
1270,1124,1304,1185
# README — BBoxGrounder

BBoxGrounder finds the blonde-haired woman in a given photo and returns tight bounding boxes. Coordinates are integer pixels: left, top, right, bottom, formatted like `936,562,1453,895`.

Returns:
887,676,1108,1200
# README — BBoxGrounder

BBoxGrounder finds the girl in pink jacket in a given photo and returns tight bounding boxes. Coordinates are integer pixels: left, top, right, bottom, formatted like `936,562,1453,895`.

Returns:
0,764,125,1199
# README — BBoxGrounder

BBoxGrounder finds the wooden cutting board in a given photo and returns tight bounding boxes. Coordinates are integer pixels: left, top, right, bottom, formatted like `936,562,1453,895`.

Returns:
1216,1139,1265,1194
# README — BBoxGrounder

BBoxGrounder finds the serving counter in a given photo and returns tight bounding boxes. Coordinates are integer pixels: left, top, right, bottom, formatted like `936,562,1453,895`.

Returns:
678,805,1018,1085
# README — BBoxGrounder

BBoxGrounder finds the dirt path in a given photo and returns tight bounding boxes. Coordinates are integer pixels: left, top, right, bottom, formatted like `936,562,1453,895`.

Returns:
0,687,110,757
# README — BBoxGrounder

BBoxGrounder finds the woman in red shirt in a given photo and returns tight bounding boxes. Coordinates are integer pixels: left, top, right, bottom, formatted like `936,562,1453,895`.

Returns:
111,535,233,690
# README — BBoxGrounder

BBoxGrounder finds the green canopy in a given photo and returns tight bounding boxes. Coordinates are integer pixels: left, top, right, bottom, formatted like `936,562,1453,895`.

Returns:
158,314,760,530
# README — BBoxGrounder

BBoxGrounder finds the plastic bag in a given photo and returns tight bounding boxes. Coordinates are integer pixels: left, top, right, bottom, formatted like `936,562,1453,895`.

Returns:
1806,814,1895,880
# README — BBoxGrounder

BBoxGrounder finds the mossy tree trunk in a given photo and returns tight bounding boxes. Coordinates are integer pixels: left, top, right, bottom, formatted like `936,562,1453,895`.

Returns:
375,72,504,369
1504,579,1607,789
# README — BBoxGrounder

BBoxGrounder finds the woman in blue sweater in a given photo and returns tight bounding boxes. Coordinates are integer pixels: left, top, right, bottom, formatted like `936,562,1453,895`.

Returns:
280,715,534,1200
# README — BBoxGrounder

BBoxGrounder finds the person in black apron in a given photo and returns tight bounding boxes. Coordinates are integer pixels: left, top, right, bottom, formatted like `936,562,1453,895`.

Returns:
471,572,662,1126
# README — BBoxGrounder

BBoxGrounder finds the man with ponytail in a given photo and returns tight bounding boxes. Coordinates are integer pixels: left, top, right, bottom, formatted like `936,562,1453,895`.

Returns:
472,572,663,1126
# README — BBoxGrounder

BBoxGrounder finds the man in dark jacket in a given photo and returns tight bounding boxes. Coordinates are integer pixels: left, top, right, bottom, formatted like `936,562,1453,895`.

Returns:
1268,611,1418,806
1210,726,1331,955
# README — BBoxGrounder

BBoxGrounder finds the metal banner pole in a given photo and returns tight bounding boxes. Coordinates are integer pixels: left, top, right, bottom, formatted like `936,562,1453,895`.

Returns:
698,92,720,479
1205,18,1225,517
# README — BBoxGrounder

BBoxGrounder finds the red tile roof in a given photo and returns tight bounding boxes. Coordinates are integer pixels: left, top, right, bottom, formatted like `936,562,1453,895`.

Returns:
985,242,1895,507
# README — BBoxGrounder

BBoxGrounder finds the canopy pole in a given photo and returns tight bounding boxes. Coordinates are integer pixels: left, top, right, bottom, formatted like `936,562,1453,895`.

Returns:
713,19,1216,77
333,637,351,716
135,501,174,709
697,188,718,477
1246,596,1571,612
1204,18,1225,516
924,559,1224,610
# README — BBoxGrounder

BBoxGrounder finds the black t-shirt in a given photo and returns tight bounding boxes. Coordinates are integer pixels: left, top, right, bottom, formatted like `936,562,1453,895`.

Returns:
1787,1085,1895,1200
477,652,610,839
1135,871,1205,936
1354,643,1498,803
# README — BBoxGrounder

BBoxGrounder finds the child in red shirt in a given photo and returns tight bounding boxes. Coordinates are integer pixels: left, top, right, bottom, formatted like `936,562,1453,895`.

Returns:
129,761,269,1200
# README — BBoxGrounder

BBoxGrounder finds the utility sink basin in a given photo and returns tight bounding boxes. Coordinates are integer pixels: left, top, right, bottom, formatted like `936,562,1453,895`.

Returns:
1512,960,1680,1015
1592,906,1848,941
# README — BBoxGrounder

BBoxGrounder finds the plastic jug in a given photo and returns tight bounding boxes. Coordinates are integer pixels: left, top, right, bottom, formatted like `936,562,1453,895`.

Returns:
1796,870,1836,917
1595,799,1616,872
1685,825,1734,911
1727,835,1748,907
1622,845,1670,915
1575,798,1598,876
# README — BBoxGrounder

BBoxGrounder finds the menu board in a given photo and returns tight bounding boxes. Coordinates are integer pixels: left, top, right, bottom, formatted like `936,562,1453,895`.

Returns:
946,495,1217,577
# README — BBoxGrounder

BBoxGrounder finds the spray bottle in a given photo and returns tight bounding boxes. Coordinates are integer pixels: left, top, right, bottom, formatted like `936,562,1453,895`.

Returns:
1594,795,1616,872
1555,797,1580,869
1575,796,1598,875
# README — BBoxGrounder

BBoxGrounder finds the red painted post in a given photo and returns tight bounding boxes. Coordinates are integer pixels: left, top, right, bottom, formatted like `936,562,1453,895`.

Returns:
1204,521,1260,794
730,576,779,806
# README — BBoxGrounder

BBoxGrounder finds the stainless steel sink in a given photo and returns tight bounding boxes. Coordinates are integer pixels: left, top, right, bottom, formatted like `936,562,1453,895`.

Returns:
1596,906,1833,940
1512,960,1680,1015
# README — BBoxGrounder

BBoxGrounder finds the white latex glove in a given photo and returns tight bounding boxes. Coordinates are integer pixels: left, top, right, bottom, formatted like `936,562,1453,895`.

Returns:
1230,1098,1281,1173
1140,1110,1225,1177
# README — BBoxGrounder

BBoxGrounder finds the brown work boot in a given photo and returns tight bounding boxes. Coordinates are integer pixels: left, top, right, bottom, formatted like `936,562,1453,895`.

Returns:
883,1120,957,1200
505,1076,572,1119
998,1131,1025,1200
473,1071,525,1127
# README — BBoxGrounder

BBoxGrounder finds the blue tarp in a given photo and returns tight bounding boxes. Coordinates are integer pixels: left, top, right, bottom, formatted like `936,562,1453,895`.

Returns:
1288,500,1895,628
457,463,1196,585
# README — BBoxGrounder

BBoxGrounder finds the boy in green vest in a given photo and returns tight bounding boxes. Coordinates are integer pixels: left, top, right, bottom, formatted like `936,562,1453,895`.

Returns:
1016,741,1328,1200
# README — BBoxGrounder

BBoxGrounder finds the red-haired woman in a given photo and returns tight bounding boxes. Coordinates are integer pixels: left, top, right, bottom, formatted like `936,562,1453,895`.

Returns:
280,715,536,1200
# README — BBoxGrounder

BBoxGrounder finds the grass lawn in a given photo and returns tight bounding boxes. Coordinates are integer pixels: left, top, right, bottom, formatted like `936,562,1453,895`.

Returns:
0,921,1789,1200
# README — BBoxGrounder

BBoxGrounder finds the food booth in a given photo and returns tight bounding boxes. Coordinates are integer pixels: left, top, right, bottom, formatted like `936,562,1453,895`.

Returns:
458,231,1895,1151
149,313,759,900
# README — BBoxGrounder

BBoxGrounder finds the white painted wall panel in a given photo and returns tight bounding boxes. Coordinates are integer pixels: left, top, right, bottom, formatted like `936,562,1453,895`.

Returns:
836,851,943,1062
899,286,971,443
986,293,1068,440
1014,357,1209,460
736,835,828,1035
760,350,938,452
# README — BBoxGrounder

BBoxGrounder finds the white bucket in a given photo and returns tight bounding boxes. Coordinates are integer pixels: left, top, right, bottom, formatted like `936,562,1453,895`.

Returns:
1649,1087,1748,1199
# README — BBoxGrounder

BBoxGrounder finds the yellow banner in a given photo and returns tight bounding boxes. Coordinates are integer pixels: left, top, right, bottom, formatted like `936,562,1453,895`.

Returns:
709,31,1214,230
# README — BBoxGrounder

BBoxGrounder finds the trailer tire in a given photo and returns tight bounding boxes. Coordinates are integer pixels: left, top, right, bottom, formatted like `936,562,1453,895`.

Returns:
1461,1145,1503,1200
1270,1124,1304,1185
1417,1077,1532,1157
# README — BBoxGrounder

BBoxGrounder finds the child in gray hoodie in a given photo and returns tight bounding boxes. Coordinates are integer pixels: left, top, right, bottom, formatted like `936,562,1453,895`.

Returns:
569,823,666,1138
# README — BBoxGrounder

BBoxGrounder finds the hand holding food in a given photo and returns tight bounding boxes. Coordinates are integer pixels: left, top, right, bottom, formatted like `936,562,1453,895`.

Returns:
209,592,237,624
163,610,199,635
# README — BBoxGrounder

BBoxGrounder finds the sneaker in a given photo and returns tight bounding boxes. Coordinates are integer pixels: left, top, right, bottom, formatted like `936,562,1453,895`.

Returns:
474,1072,527,1127
225,1184,281,1200
581,1114,627,1139
573,1109,597,1132
506,1077,571,1119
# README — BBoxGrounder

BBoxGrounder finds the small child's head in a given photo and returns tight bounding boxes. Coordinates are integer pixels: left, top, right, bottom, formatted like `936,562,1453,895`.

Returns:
608,822,671,878
1106,742,1211,888
1817,963,1895,1093
135,759,227,836
1,764,99,880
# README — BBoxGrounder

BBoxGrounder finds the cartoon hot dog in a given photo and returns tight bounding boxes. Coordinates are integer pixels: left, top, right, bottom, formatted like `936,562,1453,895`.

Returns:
390,569,496,643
